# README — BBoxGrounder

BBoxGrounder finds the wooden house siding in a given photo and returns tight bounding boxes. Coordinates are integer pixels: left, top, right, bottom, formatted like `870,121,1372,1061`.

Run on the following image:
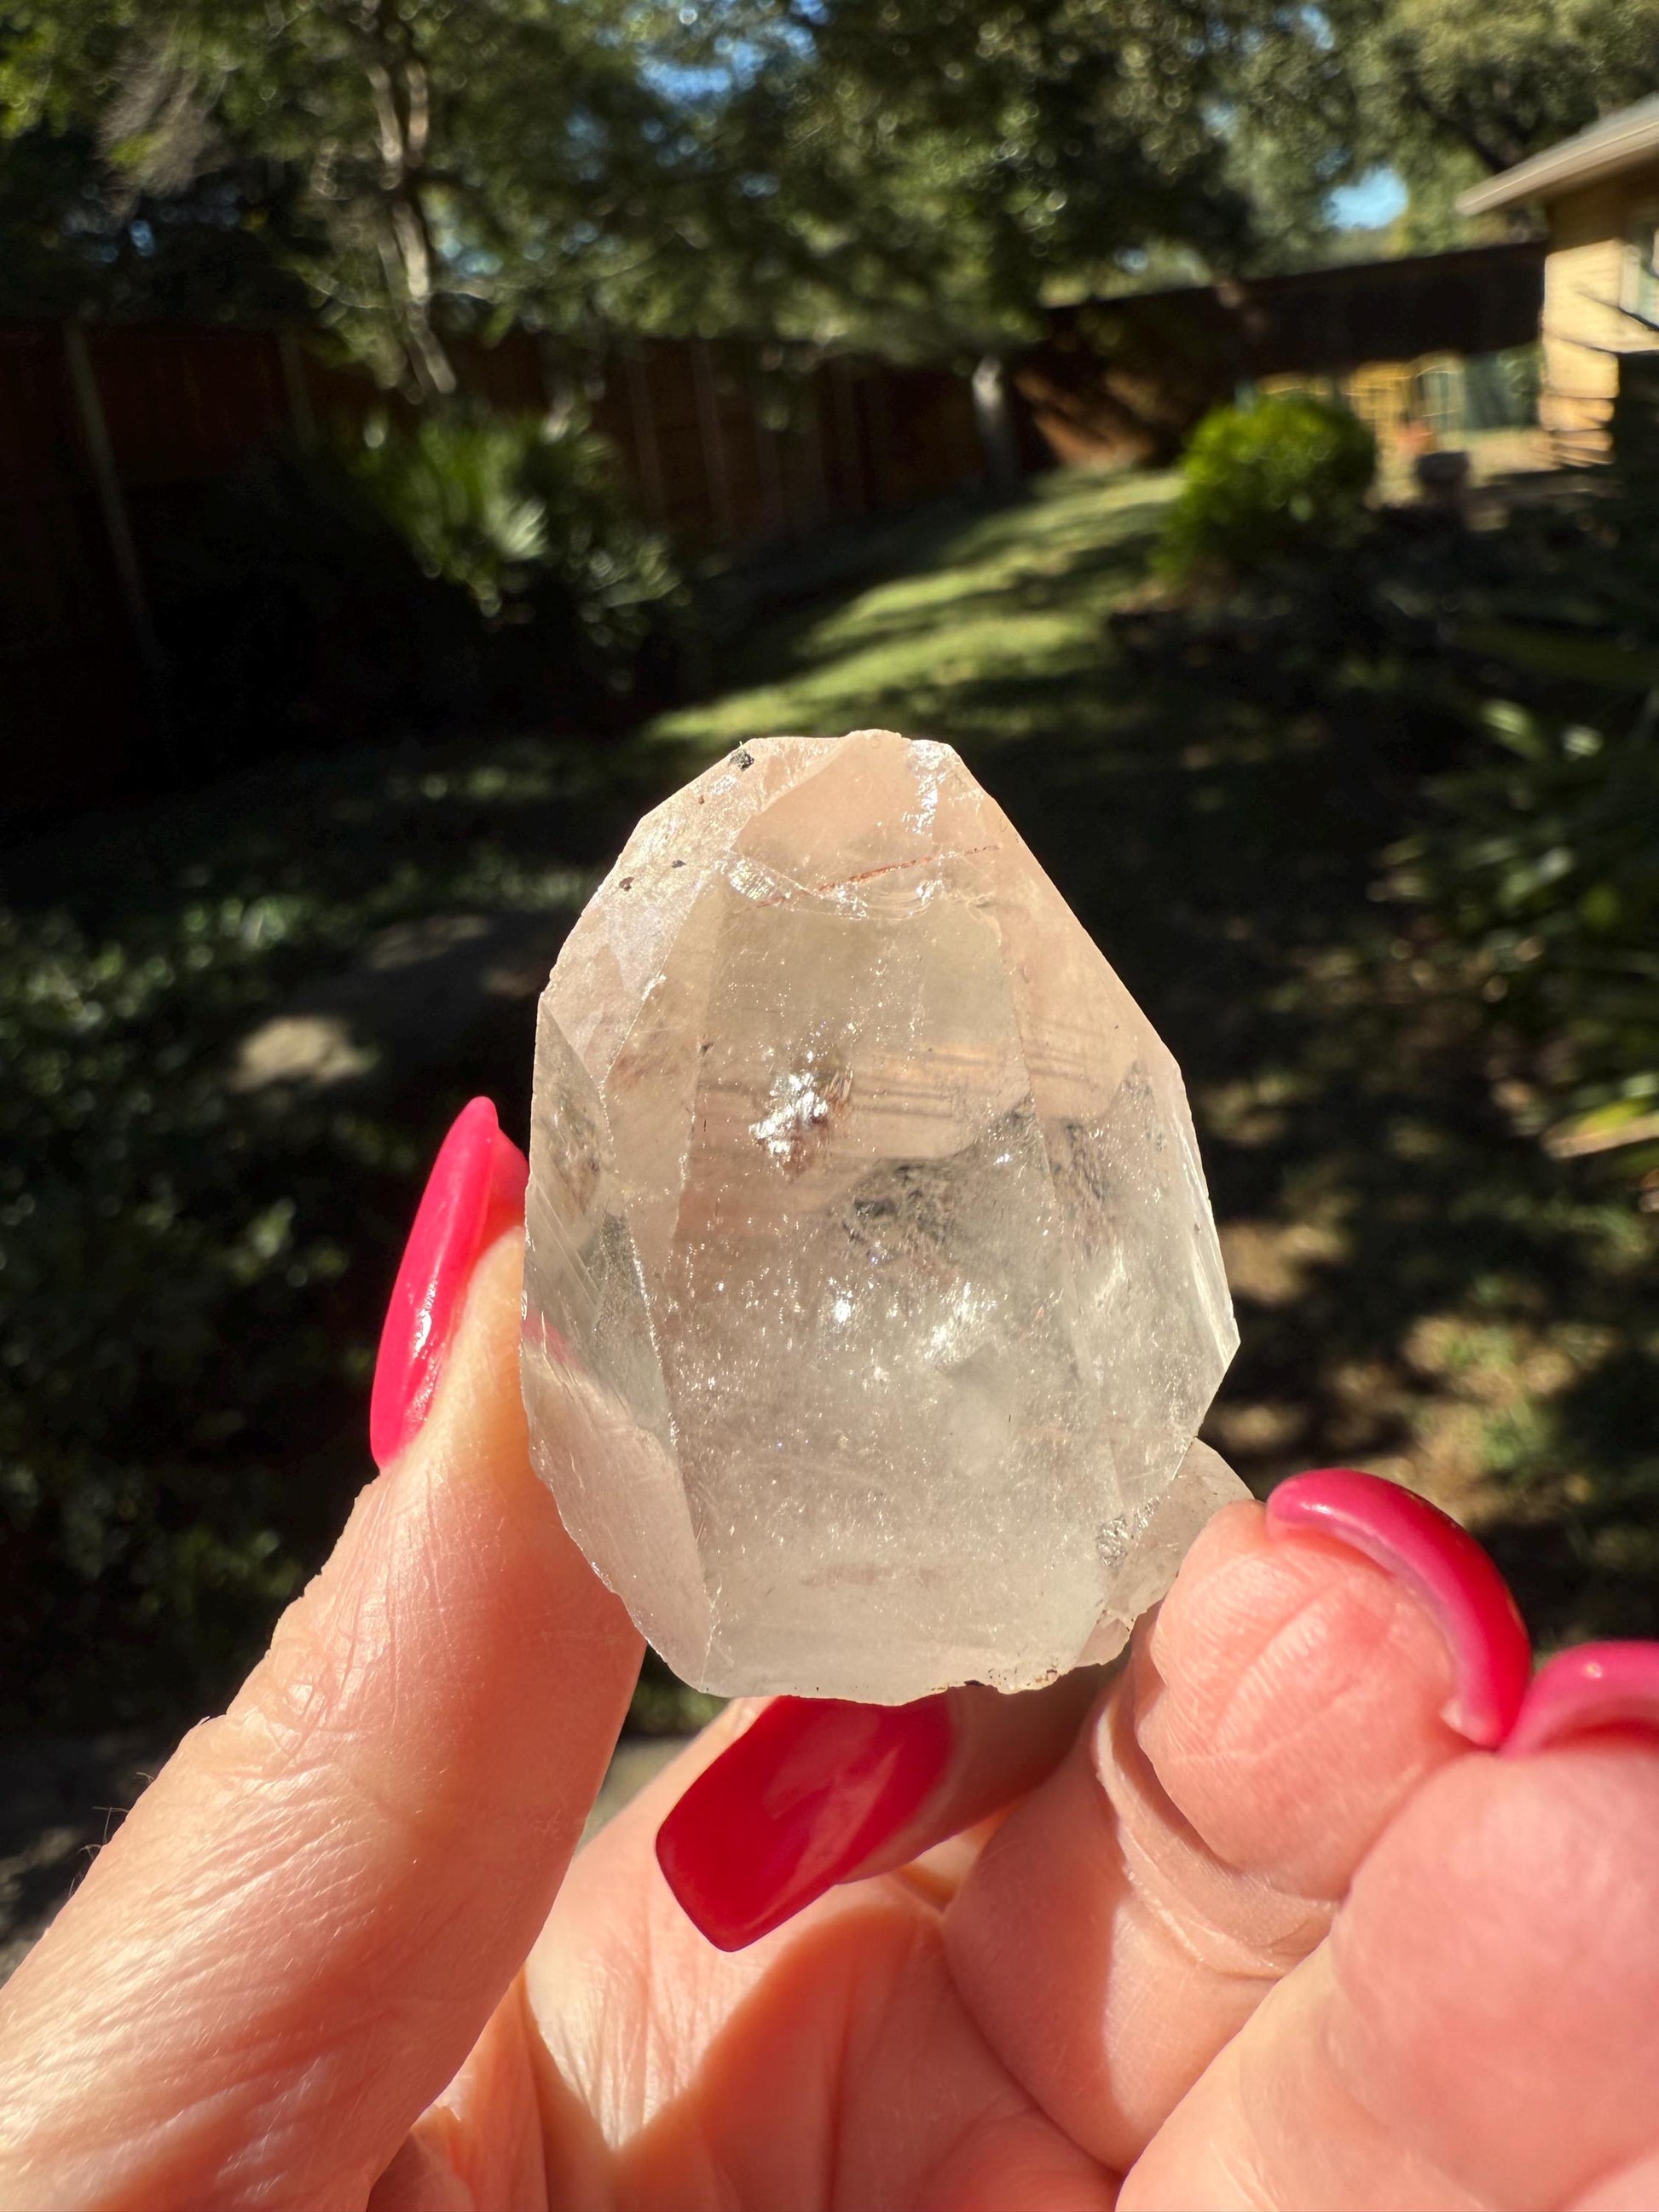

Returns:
1540,163,1659,460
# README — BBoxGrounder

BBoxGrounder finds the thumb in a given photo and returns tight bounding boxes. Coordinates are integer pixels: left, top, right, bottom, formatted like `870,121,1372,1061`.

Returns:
0,1103,643,2212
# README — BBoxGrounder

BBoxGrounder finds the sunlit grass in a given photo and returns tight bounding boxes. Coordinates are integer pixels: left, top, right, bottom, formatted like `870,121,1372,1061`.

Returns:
5,461,1656,1735
651,466,1659,1651
650,471,1173,753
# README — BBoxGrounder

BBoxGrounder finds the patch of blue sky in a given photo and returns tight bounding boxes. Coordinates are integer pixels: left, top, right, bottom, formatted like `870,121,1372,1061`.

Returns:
1327,167,1408,228
642,59,736,100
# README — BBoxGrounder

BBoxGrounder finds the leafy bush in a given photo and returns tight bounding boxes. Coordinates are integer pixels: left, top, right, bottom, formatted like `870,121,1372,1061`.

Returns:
1393,666,1659,1161
151,411,685,781
351,408,683,680
1159,393,1377,580
352,411,549,618
0,736,636,1729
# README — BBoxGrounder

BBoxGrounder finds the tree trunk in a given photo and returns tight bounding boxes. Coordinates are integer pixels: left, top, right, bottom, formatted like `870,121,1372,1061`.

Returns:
354,2,456,400
972,355,1023,495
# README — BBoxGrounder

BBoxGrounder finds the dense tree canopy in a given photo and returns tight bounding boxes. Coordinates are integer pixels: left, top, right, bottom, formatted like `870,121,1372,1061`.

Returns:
1315,0,1659,251
0,0,743,388
3,0,1657,379
0,0,1277,367
1341,0,1659,180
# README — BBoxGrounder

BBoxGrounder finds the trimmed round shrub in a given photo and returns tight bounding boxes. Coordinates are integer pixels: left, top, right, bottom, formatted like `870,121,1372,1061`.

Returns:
1160,393,1377,579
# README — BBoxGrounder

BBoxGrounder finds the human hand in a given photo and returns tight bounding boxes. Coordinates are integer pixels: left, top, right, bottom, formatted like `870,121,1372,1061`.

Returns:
4,1099,1658,2211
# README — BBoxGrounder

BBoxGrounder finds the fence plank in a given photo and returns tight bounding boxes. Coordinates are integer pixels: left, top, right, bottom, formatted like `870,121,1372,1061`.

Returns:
0,316,989,811
624,349,668,525
62,321,165,688
691,339,736,543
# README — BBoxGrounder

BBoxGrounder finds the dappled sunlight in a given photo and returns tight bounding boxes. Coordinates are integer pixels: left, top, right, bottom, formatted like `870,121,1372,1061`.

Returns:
652,474,1169,754
6,469,1656,1736
650,470,1657,1653
0,732,639,1725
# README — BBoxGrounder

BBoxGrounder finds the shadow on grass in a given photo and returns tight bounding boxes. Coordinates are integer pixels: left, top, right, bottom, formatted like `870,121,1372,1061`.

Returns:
974,709,1658,1646
662,468,1659,1651
3,467,1654,1738
0,731,703,1727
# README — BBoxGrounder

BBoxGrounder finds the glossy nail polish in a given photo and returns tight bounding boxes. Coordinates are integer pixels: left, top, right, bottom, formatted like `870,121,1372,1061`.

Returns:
1266,1467,1531,1747
1503,1643,1659,1756
368,1097,529,1469
656,1695,953,1951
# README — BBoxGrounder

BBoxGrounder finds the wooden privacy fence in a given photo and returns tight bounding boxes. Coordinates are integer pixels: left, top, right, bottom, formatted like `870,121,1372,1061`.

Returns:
1020,240,1548,465
0,242,1552,813
0,321,986,814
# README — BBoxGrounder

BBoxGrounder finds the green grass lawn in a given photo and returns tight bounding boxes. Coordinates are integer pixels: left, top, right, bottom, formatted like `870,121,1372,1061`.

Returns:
654,471,1178,754
655,468,1659,1644
3,466,1656,1734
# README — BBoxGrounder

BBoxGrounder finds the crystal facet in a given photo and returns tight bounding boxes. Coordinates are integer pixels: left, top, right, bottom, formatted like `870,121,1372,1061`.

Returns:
522,731,1241,1701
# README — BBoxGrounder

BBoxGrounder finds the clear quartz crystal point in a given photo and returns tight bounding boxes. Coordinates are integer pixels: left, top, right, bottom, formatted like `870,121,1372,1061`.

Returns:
522,731,1242,1702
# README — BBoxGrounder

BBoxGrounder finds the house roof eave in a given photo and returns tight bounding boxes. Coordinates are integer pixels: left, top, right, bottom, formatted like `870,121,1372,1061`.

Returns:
1458,95,1659,217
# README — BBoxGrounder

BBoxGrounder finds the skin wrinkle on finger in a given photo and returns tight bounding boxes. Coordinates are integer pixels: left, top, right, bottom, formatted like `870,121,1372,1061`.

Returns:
1098,1646,1344,1980
1180,1575,1394,1770
0,1705,530,2205
384,1979,552,2212
0,1233,643,2212
543,1710,829,2143
940,1502,1481,2174
520,1718,1120,2211
1119,1952,1490,2212
1100,1701,1332,1990
1320,1750,1659,2210
370,2135,478,2212
1122,1749,1659,2210
1138,1544,1458,1898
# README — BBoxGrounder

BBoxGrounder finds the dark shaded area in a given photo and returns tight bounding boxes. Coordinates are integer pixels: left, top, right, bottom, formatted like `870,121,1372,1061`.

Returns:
666,471,1659,1655
3,468,1654,1751
0,735,681,1729
974,700,1658,1649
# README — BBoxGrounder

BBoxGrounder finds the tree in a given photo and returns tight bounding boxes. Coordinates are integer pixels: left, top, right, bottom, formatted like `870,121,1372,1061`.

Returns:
0,1,737,392
1,0,1356,374
19,0,1633,382
1236,0,1659,256
1344,0,1659,182
693,0,1329,348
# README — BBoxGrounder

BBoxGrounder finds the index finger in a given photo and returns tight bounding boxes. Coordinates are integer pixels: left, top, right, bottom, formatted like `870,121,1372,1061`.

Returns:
0,1128,642,2210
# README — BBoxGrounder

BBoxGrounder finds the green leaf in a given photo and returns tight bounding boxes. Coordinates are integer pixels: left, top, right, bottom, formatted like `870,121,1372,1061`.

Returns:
1454,622,1659,693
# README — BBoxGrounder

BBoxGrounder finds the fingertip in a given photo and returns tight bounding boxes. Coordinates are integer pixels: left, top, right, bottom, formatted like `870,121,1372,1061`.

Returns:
370,1098,528,1471
1130,1479,1494,1898
656,1696,953,1950
1501,1642,1659,1758
1265,1470,1530,1747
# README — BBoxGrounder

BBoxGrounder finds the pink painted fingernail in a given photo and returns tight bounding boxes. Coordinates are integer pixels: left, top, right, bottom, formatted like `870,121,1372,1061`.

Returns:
656,1695,953,1951
1502,1643,1659,1756
368,1097,529,1468
1266,1468,1531,1747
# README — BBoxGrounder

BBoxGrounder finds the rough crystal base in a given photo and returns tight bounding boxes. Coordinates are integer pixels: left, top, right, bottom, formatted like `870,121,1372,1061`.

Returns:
522,731,1241,1701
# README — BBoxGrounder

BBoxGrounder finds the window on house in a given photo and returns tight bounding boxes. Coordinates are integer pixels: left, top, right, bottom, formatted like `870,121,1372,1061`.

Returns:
1621,204,1659,328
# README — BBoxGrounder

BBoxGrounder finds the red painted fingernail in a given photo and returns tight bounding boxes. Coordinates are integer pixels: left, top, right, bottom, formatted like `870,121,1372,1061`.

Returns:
368,1097,529,1468
656,1695,953,1951
1266,1469,1531,1747
1502,1643,1659,1756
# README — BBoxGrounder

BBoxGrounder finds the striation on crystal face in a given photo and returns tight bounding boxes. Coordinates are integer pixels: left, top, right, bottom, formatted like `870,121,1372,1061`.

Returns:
521,731,1242,1702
